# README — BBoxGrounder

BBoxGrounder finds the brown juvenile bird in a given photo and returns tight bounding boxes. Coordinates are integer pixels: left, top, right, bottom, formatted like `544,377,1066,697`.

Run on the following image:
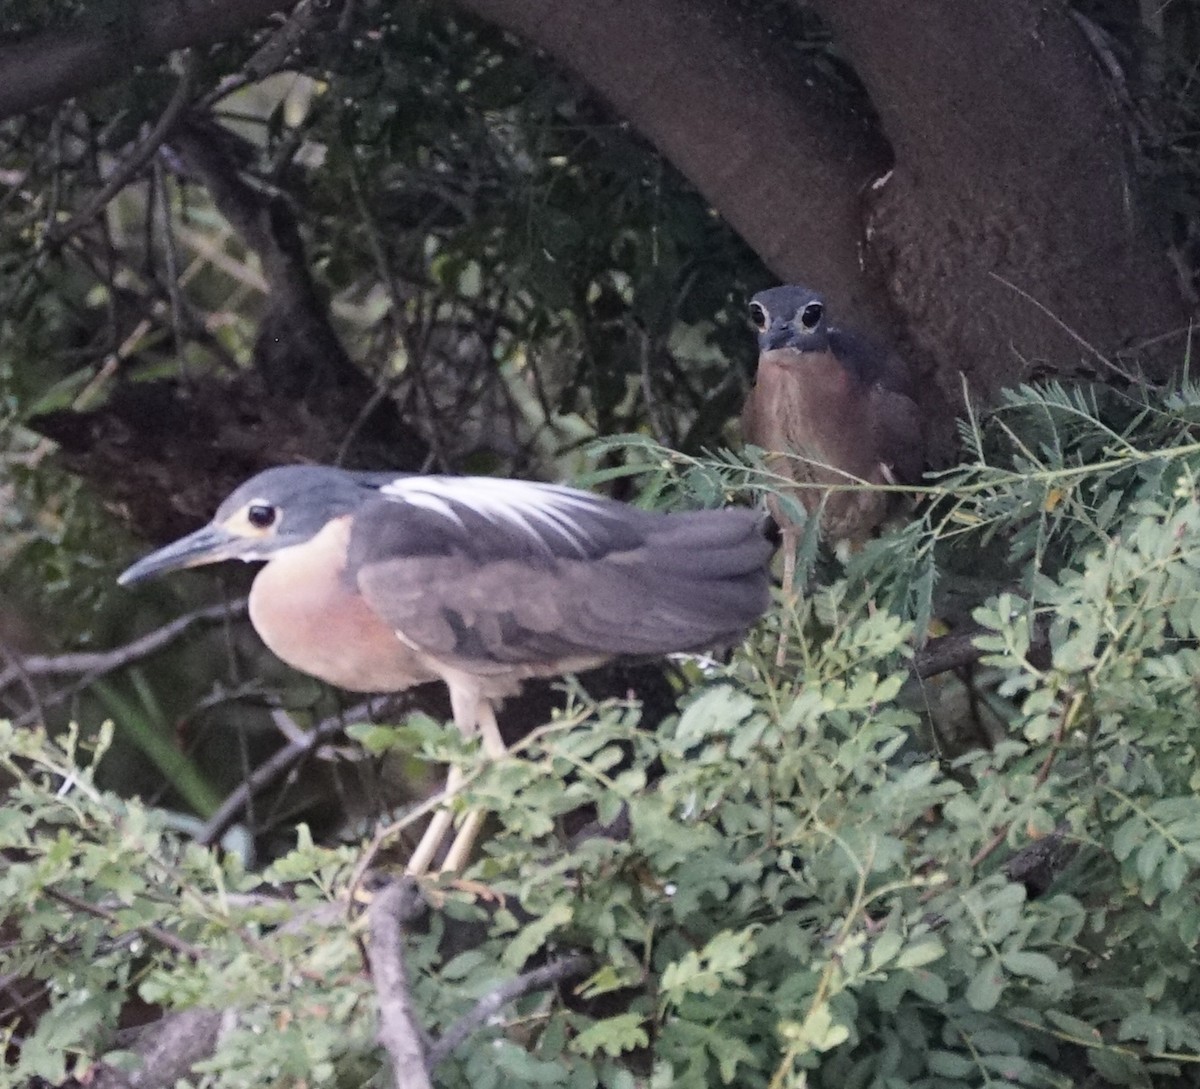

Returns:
741,285,924,640
119,465,775,873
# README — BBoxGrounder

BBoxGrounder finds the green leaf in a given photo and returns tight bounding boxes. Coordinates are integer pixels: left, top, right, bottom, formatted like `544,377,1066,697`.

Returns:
966,957,1005,1012
675,687,756,742
894,938,945,970
868,928,904,970
1046,1010,1103,1043
1000,949,1059,983
571,1013,649,1058
502,902,573,970
926,1049,975,1078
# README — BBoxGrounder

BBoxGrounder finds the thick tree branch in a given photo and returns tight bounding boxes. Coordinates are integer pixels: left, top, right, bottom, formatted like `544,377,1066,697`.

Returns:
910,618,1050,680
169,120,372,397
91,1008,228,1089
451,0,894,335
366,879,434,1089
811,0,1188,400
0,0,293,121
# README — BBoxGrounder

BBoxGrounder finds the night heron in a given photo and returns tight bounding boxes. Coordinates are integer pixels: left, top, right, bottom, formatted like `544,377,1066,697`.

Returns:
119,465,775,873
742,284,924,662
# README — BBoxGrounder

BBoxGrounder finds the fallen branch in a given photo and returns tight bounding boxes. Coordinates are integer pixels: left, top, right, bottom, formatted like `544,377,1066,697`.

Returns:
366,879,433,1089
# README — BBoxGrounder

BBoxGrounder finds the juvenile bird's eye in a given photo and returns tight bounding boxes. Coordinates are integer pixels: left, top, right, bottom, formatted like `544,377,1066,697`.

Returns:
748,302,768,330
246,503,277,530
799,301,823,330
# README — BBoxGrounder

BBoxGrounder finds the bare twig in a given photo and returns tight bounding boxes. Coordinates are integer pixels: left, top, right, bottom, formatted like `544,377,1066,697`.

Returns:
427,955,591,1067
0,600,248,689
366,879,433,1089
199,0,331,110
46,886,204,962
47,51,198,245
197,695,394,846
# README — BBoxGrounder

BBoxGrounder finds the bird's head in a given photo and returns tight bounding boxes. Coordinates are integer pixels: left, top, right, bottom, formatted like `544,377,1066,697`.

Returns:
118,465,394,586
748,284,829,356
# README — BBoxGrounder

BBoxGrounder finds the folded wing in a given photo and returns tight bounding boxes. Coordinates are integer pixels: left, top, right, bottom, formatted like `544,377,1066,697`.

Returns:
346,478,773,675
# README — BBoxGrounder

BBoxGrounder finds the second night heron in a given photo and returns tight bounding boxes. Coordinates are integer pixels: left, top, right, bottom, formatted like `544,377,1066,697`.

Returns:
119,465,775,873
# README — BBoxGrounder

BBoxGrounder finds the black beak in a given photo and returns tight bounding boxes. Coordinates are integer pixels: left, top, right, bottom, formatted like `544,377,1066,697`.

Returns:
118,524,250,586
763,318,799,352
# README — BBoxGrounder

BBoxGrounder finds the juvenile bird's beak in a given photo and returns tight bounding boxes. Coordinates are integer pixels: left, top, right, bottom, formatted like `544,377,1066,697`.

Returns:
118,524,249,586
763,318,799,352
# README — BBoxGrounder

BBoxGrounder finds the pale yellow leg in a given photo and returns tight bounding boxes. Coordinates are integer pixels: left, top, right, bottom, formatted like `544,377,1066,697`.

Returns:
405,764,464,876
405,685,505,876
439,701,505,873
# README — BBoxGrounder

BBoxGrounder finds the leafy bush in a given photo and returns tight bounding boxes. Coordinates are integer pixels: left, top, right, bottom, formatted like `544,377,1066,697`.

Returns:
5,380,1200,1087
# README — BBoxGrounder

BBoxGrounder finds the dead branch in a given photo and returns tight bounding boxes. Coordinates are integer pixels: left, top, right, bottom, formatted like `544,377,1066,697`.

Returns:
47,51,198,245
0,600,248,690
366,879,434,1089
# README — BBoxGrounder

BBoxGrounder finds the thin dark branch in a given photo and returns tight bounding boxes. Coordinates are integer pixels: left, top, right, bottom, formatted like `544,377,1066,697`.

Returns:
366,879,433,1089
427,955,591,1068
910,618,1050,680
0,600,248,688
197,695,394,846
45,886,204,962
0,642,45,722
198,0,331,110
47,51,198,245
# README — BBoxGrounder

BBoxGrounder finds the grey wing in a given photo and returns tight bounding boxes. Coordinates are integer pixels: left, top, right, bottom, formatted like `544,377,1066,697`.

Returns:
871,387,925,485
355,508,773,674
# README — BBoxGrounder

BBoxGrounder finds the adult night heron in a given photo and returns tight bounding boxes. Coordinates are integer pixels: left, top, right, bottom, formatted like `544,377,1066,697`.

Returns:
119,465,774,873
743,284,923,600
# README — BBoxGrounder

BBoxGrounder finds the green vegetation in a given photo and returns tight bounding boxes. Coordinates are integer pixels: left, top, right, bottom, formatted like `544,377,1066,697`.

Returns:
6,380,1200,1086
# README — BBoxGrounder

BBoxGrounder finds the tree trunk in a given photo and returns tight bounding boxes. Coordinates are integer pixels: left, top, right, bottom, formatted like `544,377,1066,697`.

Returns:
453,0,1191,453
453,0,896,335
815,0,1189,421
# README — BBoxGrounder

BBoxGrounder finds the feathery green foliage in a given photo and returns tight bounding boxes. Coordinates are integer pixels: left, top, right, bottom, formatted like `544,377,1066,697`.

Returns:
6,379,1200,1086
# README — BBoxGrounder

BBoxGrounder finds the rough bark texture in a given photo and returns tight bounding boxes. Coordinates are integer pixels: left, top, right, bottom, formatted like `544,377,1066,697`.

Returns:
815,0,1190,423
453,0,896,336
452,0,1191,456
3,0,1192,456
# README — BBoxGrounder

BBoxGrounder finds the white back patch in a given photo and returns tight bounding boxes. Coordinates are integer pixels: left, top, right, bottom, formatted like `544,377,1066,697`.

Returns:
380,476,615,554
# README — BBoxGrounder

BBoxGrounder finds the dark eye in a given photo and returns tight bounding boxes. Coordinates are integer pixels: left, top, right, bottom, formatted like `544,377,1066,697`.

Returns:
246,503,277,530
748,302,768,330
799,301,823,330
